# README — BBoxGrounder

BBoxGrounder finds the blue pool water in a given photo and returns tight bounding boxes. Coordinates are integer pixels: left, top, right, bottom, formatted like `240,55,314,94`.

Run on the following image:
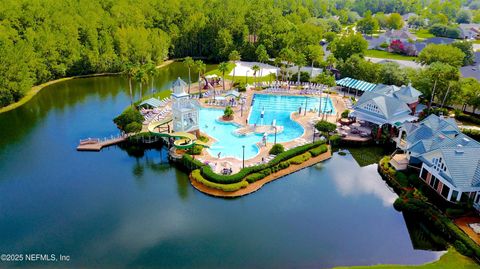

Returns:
200,94,335,159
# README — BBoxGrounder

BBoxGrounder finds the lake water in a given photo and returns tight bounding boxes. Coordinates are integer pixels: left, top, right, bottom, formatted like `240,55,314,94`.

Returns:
0,62,441,268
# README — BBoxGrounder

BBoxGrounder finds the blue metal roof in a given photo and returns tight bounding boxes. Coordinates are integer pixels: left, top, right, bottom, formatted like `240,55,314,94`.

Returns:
336,77,377,92
138,97,163,108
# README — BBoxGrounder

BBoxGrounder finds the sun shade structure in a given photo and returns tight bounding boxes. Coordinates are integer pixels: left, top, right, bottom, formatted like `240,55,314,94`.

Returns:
137,97,163,109
336,77,377,92
225,90,240,98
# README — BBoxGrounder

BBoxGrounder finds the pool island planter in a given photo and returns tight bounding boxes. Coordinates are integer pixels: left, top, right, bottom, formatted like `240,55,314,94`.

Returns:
185,143,331,198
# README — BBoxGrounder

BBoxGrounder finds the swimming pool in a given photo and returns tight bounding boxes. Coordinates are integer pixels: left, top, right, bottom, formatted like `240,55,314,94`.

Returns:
200,94,335,159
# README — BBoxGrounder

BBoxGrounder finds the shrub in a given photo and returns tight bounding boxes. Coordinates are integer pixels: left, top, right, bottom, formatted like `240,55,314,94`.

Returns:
329,134,341,146
113,107,143,131
198,135,209,142
288,152,312,165
341,109,350,118
187,145,203,155
195,141,326,184
223,106,234,119
309,144,328,157
395,171,409,186
124,122,142,134
456,112,480,125
462,128,480,141
315,120,336,133
182,154,204,170
245,173,264,183
454,240,473,257
191,170,248,192
269,144,285,155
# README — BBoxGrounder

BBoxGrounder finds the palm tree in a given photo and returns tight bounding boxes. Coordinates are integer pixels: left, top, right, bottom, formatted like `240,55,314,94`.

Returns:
195,60,206,98
218,62,229,92
183,57,195,94
135,67,148,101
145,62,157,94
251,65,260,88
124,64,138,107
273,58,282,82
256,44,269,79
294,53,306,84
228,50,241,89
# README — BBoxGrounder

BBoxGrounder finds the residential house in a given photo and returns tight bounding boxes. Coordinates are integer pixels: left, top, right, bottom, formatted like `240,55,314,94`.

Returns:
460,52,480,80
458,24,480,40
395,114,480,208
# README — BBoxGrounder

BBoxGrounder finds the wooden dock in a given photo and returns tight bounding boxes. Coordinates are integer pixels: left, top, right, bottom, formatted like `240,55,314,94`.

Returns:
76,134,128,151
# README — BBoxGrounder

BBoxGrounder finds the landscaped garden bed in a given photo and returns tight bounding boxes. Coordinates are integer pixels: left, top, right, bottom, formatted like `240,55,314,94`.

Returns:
378,156,480,260
181,141,329,193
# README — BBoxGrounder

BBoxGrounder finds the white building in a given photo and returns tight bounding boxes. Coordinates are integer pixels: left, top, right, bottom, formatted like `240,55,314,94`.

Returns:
171,77,199,134
396,115,480,208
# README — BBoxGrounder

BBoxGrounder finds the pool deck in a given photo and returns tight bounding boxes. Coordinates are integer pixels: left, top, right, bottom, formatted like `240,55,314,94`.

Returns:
189,147,332,198
195,86,346,173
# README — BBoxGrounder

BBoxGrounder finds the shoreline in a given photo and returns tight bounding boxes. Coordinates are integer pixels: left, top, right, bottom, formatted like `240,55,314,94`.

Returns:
189,148,332,198
0,59,176,115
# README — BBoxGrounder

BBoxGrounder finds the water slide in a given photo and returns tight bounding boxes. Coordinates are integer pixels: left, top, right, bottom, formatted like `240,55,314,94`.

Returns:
147,117,209,149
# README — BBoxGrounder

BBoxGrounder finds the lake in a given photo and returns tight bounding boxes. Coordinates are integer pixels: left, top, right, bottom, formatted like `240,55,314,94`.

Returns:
0,62,441,268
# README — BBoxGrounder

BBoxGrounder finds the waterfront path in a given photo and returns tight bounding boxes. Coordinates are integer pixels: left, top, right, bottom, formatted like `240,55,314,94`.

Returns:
77,134,128,151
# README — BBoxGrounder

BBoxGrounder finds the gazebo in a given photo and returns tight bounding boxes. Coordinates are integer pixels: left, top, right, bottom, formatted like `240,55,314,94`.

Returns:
137,97,162,109
171,77,199,134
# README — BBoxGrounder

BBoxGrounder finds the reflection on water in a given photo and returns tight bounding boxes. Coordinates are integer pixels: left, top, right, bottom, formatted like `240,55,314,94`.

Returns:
329,153,398,207
0,64,442,268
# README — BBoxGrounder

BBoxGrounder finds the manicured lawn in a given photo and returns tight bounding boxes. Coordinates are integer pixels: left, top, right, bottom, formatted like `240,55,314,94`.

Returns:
365,50,416,61
413,29,435,40
346,146,386,167
333,248,479,269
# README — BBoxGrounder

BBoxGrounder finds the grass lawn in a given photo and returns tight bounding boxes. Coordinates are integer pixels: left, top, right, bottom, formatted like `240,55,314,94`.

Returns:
333,247,479,269
346,146,386,167
413,29,435,40
365,50,416,61
473,40,480,44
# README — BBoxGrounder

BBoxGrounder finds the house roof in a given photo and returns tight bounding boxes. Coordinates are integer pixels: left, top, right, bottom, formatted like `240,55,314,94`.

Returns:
423,37,455,45
405,114,480,188
385,29,416,41
460,52,480,80
393,84,422,104
353,88,414,125
172,77,189,98
336,77,377,92
420,147,480,189
138,97,162,108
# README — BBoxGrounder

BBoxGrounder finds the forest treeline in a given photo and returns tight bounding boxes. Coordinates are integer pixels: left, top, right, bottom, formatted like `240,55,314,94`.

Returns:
0,0,465,107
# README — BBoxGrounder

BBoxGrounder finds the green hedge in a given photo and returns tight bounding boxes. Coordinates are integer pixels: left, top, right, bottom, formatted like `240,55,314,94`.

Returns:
395,197,480,259
456,112,480,125
288,152,311,165
199,140,326,184
462,128,480,141
191,169,248,192
309,144,328,157
181,141,328,187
